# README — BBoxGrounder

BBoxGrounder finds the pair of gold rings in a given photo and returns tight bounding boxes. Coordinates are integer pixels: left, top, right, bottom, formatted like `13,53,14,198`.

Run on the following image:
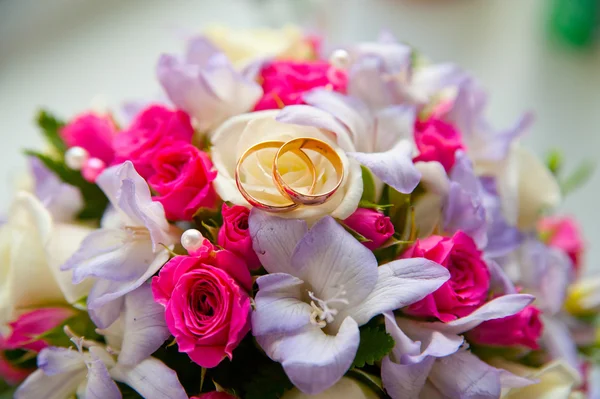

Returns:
235,137,344,213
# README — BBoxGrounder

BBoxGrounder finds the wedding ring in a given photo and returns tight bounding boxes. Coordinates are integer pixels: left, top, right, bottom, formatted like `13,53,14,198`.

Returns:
273,138,344,206
235,141,317,213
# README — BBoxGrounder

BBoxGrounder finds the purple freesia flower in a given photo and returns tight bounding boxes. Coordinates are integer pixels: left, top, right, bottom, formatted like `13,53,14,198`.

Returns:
157,36,262,131
249,211,450,394
381,294,535,398
62,161,177,329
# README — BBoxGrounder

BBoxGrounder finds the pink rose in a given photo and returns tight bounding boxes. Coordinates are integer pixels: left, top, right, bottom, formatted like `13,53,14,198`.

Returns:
0,336,33,385
343,208,394,251
148,143,217,221
254,60,347,111
401,231,490,322
60,112,116,164
413,117,465,173
192,393,236,399
4,307,75,352
152,241,252,368
112,105,194,179
538,216,584,271
217,204,260,270
467,304,543,350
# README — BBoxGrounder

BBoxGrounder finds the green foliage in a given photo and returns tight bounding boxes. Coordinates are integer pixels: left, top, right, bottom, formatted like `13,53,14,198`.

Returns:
37,310,101,348
244,362,294,399
360,166,377,203
25,150,108,220
560,160,595,196
193,206,224,243
546,149,563,176
352,324,395,369
117,382,144,399
0,385,16,399
36,109,67,154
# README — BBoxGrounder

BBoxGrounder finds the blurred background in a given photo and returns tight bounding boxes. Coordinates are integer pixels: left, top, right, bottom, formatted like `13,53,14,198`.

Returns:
1,0,599,269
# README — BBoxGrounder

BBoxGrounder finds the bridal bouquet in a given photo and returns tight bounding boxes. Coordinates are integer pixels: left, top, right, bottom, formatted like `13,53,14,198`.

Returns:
1,25,598,399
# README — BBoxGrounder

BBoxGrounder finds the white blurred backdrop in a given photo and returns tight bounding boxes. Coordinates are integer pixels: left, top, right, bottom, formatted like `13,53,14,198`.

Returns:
1,0,599,270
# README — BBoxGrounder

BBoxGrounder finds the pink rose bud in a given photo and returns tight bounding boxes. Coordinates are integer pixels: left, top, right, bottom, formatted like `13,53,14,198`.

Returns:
218,204,261,270
81,157,106,183
113,105,194,179
5,307,75,352
538,216,584,271
192,393,236,399
344,208,394,251
401,231,490,322
152,240,252,368
0,337,32,385
148,143,217,221
413,117,465,173
254,60,348,111
467,304,543,350
60,112,116,165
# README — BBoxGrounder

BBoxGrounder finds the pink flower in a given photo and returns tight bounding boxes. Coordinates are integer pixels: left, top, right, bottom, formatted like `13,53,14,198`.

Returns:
191,393,236,399
152,240,252,368
467,304,543,350
112,105,194,179
148,143,217,221
254,60,347,111
343,208,394,251
538,216,584,271
401,232,490,322
60,113,116,164
0,336,32,385
217,204,260,270
4,307,75,352
413,117,465,173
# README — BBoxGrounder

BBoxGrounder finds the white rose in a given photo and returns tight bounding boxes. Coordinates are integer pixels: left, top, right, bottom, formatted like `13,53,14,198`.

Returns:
210,111,363,223
204,25,315,68
0,192,93,331
282,377,380,399
490,359,581,399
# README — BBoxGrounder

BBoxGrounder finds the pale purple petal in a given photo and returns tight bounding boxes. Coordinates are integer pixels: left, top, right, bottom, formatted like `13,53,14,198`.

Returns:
348,139,421,194
37,347,85,375
249,210,308,275
111,357,187,399
257,317,360,395
292,216,378,308
427,351,502,399
276,104,356,152
486,258,518,295
118,283,170,366
381,356,434,399
411,63,466,103
431,294,535,335
185,36,220,66
373,105,416,153
14,368,86,399
85,349,121,399
541,316,581,372
337,258,449,329
348,55,394,110
252,273,312,336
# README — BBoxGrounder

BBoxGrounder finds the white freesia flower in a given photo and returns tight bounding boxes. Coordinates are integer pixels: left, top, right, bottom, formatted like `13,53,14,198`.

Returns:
0,192,92,331
210,111,363,222
204,25,314,68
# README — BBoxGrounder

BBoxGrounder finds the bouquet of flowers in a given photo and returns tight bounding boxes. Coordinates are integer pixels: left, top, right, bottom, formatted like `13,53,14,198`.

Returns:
1,25,597,399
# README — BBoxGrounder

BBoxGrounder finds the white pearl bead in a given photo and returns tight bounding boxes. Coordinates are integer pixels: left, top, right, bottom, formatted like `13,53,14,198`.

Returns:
329,49,351,70
181,229,205,253
65,146,89,170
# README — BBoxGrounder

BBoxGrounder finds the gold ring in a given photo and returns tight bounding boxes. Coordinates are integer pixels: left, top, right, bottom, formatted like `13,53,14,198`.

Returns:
273,138,344,206
235,141,317,213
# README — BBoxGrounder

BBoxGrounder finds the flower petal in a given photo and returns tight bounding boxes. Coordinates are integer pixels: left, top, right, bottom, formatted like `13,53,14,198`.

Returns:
37,347,85,375
110,356,188,399
381,356,434,399
373,105,415,153
252,273,312,336
292,216,378,308
338,258,450,329
85,348,121,399
258,317,360,395
118,283,170,366
248,210,308,275
348,140,420,194
14,368,87,399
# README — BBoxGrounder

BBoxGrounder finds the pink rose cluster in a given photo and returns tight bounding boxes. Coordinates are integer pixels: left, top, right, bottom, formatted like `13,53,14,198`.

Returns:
539,216,584,271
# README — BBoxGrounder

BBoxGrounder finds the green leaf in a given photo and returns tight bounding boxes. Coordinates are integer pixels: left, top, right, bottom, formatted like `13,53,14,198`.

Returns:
36,109,67,154
25,150,108,220
346,369,387,398
560,160,595,196
244,362,293,399
352,324,395,369
358,200,393,212
338,220,371,243
360,166,377,203
0,386,16,399
546,149,563,176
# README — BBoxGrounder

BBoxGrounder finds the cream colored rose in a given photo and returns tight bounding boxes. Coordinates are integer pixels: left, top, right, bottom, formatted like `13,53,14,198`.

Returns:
204,25,315,68
476,144,561,231
210,111,363,223
282,377,380,399
0,192,93,332
489,359,581,399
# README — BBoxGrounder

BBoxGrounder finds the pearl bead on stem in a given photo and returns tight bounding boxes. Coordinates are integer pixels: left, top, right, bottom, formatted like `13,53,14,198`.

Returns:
65,146,89,170
329,49,350,70
181,229,205,253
